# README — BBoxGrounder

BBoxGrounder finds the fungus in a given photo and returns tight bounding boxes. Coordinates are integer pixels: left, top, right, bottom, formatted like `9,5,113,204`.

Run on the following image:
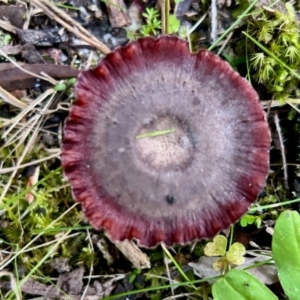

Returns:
62,36,270,248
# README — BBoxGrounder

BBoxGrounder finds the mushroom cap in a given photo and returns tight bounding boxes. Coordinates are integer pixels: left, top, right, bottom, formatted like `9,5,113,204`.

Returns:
62,36,270,248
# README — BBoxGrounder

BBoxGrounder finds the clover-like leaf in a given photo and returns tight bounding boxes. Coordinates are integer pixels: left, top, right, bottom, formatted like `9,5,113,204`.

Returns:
204,235,227,257
240,214,255,227
226,242,246,265
213,257,229,271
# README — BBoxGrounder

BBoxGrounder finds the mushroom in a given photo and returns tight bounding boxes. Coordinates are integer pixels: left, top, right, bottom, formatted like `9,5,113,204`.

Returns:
62,36,270,248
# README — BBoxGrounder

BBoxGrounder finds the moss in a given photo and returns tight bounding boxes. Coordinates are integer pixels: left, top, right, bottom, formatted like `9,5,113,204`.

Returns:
247,2,300,102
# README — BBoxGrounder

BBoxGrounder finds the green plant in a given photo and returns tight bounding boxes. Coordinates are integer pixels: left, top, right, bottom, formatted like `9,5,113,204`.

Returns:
0,29,11,47
126,7,180,39
0,29,12,62
78,247,97,268
212,210,300,300
204,235,246,273
140,7,162,36
247,3,300,102
126,7,162,39
213,268,278,300
240,213,262,228
168,15,180,34
0,168,83,274
53,78,76,91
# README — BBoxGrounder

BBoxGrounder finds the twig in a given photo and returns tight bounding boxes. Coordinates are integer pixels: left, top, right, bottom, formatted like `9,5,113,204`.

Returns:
30,0,111,54
210,0,217,42
1,89,56,138
0,49,57,84
81,231,94,299
187,11,208,53
0,152,61,174
188,11,208,35
162,0,170,35
164,255,175,299
209,0,259,50
0,90,57,203
217,31,233,55
162,293,194,300
261,99,300,109
273,113,289,191
0,272,22,300
287,101,300,114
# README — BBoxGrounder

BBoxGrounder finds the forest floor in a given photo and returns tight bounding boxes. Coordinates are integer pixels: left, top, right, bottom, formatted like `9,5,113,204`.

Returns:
1,0,300,299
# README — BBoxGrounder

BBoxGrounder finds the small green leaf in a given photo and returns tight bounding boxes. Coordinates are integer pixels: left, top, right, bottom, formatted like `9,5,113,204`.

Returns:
272,210,300,300
204,235,227,257
226,242,245,265
168,15,180,34
240,214,255,227
254,217,262,228
54,83,67,91
66,78,76,85
212,269,278,300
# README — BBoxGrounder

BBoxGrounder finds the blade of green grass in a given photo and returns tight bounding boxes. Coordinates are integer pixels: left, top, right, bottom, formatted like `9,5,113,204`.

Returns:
161,242,197,289
243,31,300,80
209,0,259,51
249,198,300,213
102,275,221,300
136,128,175,139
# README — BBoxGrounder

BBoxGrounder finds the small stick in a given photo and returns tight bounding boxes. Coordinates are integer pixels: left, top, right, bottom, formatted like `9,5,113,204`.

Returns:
106,234,151,269
0,49,57,84
162,0,170,35
164,255,175,298
217,31,233,55
30,0,111,54
274,112,289,191
0,152,60,174
210,0,217,42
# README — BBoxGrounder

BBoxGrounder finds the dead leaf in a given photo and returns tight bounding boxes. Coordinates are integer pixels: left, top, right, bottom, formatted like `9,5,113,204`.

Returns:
106,0,131,28
175,0,194,17
237,256,278,285
0,4,26,28
21,42,45,64
16,29,62,46
50,258,72,274
108,236,151,269
0,45,22,55
189,256,222,281
57,267,84,295
0,275,117,299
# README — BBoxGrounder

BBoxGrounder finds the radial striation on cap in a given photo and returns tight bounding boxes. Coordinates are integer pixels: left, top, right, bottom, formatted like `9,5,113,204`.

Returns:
62,36,271,248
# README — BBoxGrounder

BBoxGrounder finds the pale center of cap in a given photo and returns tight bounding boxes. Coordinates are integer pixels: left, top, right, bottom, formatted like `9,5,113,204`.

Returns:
135,116,194,171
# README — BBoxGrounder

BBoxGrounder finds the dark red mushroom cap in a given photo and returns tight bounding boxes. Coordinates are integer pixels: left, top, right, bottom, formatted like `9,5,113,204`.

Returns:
62,36,270,248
